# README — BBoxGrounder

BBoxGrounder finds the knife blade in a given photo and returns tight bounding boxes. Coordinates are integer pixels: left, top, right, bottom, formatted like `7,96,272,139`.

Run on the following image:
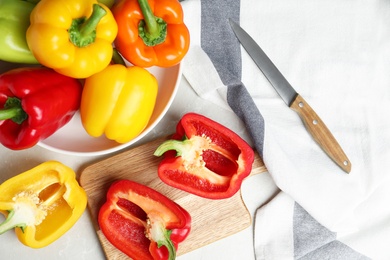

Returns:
229,19,351,173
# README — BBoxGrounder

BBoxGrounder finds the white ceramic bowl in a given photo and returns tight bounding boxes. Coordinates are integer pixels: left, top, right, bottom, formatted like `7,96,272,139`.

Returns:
38,64,181,156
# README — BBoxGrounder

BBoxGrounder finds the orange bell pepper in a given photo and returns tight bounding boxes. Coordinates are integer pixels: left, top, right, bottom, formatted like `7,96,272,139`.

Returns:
112,0,190,68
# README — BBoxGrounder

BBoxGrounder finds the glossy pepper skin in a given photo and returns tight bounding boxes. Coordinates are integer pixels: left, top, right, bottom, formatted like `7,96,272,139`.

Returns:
112,0,190,68
154,113,255,199
0,161,87,248
0,67,82,150
98,0,115,8
0,0,38,64
80,64,158,143
99,180,191,260
26,0,118,78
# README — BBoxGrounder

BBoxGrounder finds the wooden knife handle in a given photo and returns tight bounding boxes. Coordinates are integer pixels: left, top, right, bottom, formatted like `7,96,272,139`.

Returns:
290,94,351,173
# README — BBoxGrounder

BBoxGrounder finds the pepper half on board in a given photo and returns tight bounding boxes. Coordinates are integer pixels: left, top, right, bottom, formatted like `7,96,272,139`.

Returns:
154,113,255,199
112,0,190,68
26,0,118,78
98,180,191,260
0,67,82,150
0,0,39,64
0,161,87,248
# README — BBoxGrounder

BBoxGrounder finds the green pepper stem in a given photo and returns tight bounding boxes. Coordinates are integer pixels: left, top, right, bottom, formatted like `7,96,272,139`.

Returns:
0,210,27,235
137,0,167,46
138,0,159,37
69,4,107,47
153,139,189,157
158,229,176,260
80,4,106,37
0,192,48,235
0,97,28,124
0,107,22,120
146,215,176,260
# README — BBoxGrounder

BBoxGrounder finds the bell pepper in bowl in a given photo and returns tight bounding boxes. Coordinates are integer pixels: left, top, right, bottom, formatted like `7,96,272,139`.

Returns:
26,0,118,78
112,0,190,68
0,67,82,150
80,55,158,143
0,0,38,64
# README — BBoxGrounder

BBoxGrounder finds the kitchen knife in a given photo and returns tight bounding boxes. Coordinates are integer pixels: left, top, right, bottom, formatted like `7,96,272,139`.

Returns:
229,19,351,173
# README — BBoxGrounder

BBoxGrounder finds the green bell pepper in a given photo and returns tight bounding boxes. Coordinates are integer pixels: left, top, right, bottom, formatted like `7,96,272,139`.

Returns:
98,0,115,8
0,0,39,64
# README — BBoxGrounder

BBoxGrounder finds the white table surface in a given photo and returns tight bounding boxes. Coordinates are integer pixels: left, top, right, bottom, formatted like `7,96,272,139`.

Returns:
0,66,279,259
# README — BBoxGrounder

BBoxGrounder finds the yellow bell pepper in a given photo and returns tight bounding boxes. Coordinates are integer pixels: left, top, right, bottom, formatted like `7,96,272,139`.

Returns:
0,161,87,248
26,0,118,79
80,64,158,143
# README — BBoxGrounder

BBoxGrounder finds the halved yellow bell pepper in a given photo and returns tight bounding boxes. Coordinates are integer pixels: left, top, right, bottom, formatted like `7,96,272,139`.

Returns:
80,64,158,143
26,0,118,78
0,161,87,248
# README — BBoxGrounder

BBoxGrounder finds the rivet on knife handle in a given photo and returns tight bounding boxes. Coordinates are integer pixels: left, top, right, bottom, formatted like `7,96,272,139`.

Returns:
290,94,351,173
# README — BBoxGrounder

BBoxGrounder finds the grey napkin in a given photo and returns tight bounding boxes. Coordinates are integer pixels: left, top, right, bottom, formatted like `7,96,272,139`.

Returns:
200,0,265,157
194,0,370,259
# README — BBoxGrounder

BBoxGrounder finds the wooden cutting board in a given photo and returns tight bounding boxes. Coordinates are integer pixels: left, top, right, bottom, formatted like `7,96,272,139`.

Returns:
79,136,267,259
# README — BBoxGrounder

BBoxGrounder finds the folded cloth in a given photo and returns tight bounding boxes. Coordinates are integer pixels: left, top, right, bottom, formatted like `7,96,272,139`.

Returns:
181,0,390,259
255,179,390,259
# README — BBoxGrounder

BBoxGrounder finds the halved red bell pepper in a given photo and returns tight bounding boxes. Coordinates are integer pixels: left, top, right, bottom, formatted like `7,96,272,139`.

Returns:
154,113,255,199
0,67,82,150
98,180,191,260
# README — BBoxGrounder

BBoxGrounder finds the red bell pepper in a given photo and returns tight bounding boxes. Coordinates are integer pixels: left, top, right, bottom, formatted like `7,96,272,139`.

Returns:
154,113,255,199
0,67,82,150
98,180,191,260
